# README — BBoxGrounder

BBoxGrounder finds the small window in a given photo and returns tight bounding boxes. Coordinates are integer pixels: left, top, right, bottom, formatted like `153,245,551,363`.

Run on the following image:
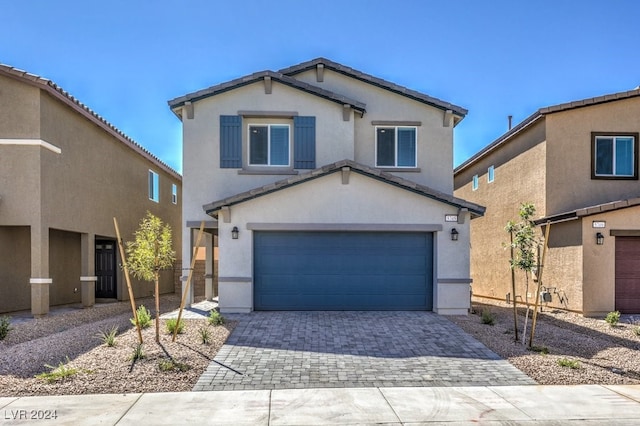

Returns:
376,127,417,167
487,166,495,183
148,170,159,202
592,133,638,179
472,175,479,191
172,183,178,204
249,124,290,166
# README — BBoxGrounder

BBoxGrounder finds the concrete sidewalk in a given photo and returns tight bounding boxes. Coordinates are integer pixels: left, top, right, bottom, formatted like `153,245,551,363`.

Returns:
2,385,639,425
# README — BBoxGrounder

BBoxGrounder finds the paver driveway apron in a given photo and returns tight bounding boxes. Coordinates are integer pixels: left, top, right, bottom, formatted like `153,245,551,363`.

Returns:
194,311,535,391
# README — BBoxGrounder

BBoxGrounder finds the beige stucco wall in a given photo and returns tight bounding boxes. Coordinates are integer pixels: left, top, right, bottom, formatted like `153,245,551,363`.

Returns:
582,206,640,316
546,97,640,214
294,69,456,194
454,121,547,305
216,171,471,314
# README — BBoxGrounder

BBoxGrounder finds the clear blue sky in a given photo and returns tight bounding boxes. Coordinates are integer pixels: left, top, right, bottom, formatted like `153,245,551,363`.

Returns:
2,0,639,174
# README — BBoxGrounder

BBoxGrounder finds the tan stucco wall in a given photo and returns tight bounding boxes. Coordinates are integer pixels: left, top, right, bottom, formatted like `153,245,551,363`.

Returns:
0,74,40,138
49,228,82,306
454,121,546,305
582,206,640,316
216,171,471,314
546,97,640,214
539,220,583,312
0,75,182,313
38,91,181,300
294,69,456,194
0,226,31,312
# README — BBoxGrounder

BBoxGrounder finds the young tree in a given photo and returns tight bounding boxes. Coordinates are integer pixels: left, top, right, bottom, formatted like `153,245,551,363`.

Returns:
505,203,540,345
126,212,176,342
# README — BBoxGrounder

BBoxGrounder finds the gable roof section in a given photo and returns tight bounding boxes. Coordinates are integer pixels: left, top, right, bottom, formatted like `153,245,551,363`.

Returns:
167,70,366,118
0,63,181,180
279,57,468,118
455,87,640,175
203,159,485,217
533,196,640,226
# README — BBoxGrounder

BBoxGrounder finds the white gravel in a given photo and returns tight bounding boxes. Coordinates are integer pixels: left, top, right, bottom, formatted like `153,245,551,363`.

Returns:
448,300,640,385
0,295,235,396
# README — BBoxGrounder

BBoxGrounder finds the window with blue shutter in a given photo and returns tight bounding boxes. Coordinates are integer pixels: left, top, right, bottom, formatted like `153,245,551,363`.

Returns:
220,115,242,168
294,116,316,169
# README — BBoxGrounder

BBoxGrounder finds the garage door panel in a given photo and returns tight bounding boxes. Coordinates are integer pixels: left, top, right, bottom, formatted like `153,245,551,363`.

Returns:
254,231,432,311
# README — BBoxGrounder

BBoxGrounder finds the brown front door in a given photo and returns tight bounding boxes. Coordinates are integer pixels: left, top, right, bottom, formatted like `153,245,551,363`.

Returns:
95,240,117,299
615,236,640,313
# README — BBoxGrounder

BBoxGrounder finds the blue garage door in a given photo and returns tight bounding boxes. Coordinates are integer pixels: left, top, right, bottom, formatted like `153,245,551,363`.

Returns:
254,231,433,310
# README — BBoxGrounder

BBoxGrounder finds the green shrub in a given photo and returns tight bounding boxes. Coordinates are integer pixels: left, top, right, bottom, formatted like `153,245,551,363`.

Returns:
36,357,78,383
557,358,580,369
130,305,152,328
634,326,640,337
199,327,211,344
96,326,118,347
480,309,496,326
208,310,225,326
165,318,185,334
0,316,11,341
605,311,621,327
529,345,549,355
130,344,145,361
159,359,191,372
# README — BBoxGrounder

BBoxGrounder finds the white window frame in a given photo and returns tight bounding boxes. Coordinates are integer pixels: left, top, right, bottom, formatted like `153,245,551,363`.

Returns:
593,134,636,178
374,126,418,168
148,170,159,202
247,123,291,167
472,174,479,191
171,183,178,204
487,166,495,183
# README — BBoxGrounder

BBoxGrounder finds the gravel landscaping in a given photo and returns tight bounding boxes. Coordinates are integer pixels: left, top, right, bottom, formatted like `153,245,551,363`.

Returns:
0,294,235,396
449,299,640,385
2,294,640,396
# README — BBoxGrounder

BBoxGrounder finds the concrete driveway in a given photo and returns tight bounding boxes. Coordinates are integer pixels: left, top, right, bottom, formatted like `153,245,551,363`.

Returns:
194,311,535,391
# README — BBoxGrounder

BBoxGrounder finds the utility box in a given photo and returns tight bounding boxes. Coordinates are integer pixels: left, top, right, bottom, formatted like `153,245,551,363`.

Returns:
540,291,552,303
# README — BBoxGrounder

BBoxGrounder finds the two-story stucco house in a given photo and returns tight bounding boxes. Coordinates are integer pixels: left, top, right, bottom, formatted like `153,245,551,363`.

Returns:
0,64,182,316
454,88,640,316
169,58,484,314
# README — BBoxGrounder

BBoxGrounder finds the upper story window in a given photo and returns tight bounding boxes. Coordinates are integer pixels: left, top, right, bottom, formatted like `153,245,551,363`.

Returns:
376,126,417,168
472,174,479,191
172,183,178,204
592,132,638,179
148,170,159,202
487,165,495,183
248,124,290,166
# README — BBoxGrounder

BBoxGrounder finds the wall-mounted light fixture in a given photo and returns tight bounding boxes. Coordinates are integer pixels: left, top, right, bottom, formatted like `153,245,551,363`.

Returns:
232,226,239,240
450,228,459,241
596,232,604,245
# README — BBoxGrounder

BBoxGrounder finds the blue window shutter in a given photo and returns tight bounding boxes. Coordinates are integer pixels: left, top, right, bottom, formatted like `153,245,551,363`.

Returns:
220,115,242,168
294,116,316,169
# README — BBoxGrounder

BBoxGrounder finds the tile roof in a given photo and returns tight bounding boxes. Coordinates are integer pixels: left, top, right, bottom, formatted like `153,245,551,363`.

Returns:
279,57,468,117
455,87,640,174
203,159,485,217
0,63,181,180
533,197,640,226
167,70,366,115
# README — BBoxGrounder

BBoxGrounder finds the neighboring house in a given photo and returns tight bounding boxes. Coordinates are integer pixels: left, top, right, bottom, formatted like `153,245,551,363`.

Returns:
0,64,182,316
454,88,640,316
169,57,484,314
